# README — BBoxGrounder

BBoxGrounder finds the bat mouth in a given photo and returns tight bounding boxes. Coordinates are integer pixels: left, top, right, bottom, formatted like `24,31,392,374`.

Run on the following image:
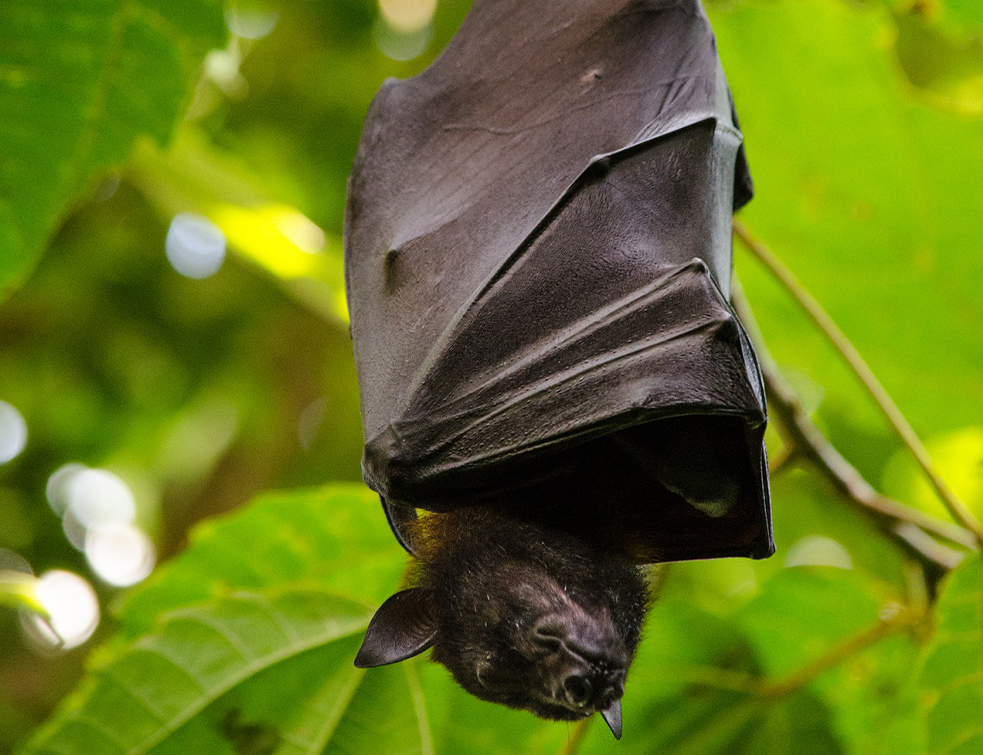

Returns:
529,699,595,722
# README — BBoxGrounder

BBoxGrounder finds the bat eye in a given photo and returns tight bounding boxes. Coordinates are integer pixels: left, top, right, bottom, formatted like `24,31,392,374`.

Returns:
563,674,593,707
533,623,564,650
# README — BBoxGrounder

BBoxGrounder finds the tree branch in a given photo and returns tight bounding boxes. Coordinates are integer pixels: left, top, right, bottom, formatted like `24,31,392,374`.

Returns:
733,219,983,545
731,282,971,571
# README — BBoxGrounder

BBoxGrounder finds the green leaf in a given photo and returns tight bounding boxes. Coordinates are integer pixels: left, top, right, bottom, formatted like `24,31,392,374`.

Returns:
737,567,886,678
919,554,983,755
735,567,923,755
116,484,405,640
943,0,983,29
824,634,923,755
0,0,225,298
577,601,844,754
15,484,428,755
19,589,431,755
419,663,568,755
770,469,908,591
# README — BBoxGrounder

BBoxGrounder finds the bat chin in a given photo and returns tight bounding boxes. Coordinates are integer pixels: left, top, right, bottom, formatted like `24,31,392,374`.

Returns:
526,695,624,740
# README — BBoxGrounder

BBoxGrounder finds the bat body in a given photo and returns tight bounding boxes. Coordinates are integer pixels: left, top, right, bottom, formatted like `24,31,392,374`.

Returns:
345,0,773,734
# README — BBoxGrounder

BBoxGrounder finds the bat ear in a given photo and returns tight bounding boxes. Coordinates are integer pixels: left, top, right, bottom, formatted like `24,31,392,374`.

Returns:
354,588,437,668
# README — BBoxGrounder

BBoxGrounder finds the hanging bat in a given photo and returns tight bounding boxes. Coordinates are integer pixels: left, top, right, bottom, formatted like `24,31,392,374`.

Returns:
344,0,773,738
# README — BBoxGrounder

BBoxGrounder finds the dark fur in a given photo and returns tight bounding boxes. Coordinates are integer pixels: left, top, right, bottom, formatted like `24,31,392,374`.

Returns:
411,505,650,720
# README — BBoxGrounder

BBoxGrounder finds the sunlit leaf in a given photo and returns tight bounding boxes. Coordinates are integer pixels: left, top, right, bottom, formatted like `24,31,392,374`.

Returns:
116,484,404,640
883,426,983,521
128,131,349,323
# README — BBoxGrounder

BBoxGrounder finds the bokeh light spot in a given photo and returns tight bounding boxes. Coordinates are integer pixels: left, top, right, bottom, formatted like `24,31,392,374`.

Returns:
46,462,87,517
378,0,436,33
61,508,89,552
226,1,279,40
85,524,156,587
66,468,136,530
0,400,28,463
166,213,226,279
374,18,432,61
22,570,100,651
784,535,853,569
0,548,32,574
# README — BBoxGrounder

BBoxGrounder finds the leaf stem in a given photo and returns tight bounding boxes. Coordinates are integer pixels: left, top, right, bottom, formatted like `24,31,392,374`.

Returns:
733,220,983,545
758,605,920,699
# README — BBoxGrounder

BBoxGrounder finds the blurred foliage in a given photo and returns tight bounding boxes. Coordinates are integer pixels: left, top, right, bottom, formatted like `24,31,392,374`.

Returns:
1,0,982,753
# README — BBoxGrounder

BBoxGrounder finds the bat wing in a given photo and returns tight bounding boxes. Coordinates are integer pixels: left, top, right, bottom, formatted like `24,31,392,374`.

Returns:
345,0,772,563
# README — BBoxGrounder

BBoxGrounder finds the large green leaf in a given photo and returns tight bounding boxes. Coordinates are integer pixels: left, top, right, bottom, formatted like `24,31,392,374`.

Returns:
419,663,568,755
19,590,430,755
116,484,405,639
15,484,428,755
0,0,225,297
737,568,884,678
919,554,983,755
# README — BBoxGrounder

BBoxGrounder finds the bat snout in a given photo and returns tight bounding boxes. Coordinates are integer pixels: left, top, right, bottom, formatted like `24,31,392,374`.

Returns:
532,617,628,714
532,615,629,670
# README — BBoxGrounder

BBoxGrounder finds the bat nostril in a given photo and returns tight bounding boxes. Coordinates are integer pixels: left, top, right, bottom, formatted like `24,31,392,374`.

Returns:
563,674,593,706
601,677,625,706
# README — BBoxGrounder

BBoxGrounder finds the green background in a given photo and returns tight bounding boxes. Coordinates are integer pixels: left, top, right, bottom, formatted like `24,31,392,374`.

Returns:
1,0,982,753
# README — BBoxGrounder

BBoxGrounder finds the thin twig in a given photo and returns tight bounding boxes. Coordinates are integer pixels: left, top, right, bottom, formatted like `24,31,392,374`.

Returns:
766,445,795,475
763,357,973,551
732,283,971,571
733,219,983,545
652,664,760,695
758,605,920,699
557,719,592,755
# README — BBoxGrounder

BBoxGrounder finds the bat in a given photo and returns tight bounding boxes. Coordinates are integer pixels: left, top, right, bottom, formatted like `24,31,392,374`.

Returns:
344,0,774,738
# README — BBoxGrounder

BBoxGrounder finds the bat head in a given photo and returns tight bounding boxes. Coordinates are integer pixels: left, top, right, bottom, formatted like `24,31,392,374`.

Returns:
354,507,648,738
